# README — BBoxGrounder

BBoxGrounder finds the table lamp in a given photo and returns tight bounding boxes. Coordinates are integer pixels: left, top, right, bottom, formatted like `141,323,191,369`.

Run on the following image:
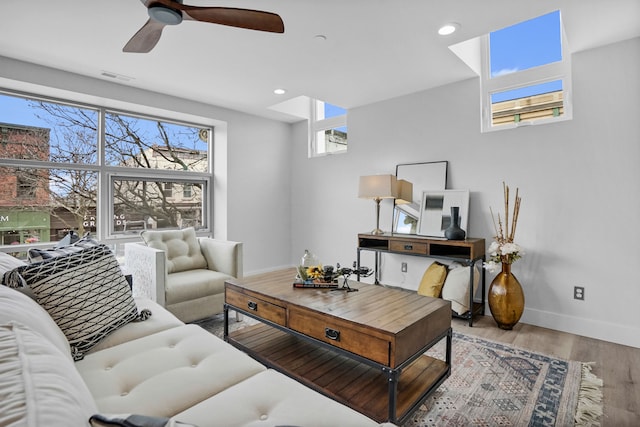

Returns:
358,174,399,235
395,179,413,205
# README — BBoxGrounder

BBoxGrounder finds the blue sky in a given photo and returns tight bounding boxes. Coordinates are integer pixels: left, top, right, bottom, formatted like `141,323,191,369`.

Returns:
490,10,562,103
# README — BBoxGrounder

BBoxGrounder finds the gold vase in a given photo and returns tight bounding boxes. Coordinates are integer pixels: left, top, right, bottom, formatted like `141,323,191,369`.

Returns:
488,263,524,330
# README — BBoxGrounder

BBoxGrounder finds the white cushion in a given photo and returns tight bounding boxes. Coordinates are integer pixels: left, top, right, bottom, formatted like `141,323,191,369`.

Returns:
175,369,381,427
165,269,231,305
441,264,480,315
141,228,207,274
0,252,26,274
88,298,183,354
0,321,97,427
75,324,266,417
0,285,71,360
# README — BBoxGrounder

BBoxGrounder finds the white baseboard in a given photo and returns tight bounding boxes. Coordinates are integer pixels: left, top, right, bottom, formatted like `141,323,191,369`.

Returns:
518,306,640,349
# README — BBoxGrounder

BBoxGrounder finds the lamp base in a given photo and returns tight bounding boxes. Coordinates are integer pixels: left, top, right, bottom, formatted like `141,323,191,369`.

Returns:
370,228,384,235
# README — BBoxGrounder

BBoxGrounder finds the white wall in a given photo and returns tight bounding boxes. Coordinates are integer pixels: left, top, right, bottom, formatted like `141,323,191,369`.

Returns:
0,56,293,274
290,38,640,348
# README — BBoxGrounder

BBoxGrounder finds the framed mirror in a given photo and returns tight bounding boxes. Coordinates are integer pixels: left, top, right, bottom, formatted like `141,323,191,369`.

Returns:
393,161,448,234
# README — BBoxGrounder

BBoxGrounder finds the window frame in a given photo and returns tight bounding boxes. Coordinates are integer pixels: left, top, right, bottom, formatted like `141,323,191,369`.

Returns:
309,99,347,157
107,174,209,236
479,11,572,132
0,89,214,248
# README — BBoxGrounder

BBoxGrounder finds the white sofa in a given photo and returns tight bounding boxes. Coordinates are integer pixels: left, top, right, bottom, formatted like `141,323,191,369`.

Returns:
0,283,394,427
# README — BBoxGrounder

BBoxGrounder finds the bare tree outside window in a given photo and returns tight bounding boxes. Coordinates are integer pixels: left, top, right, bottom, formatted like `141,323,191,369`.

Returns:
0,92,211,245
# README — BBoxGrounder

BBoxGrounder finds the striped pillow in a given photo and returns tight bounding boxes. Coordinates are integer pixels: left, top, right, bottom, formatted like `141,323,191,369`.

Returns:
27,234,100,263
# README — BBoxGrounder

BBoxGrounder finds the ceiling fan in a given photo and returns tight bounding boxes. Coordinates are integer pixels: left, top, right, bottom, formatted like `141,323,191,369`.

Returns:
123,0,284,53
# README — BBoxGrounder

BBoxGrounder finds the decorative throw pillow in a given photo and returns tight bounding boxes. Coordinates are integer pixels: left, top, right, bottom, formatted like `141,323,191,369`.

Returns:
0,252,27,288
417,262,448,298
141,227,207,274
13,244,147,360
441,264,481,315
0,321,98,427
27,233,100,263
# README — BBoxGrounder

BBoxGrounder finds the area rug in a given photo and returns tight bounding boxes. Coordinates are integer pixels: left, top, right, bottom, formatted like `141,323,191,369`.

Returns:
194,315,603,427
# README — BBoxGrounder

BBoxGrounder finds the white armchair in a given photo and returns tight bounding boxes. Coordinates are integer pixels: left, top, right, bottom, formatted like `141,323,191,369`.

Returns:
124,228,242,323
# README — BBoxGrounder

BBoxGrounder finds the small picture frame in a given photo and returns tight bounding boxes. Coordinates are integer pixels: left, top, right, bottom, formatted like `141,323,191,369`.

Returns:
417,190,469,237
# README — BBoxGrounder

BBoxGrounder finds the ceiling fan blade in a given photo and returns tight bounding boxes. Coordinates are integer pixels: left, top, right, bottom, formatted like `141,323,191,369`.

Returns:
178,6,284,33
123,19,167,53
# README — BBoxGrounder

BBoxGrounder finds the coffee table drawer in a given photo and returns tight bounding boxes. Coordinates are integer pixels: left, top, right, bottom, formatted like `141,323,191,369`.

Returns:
288,306,390,366
389,240,428,255
226,289,286,326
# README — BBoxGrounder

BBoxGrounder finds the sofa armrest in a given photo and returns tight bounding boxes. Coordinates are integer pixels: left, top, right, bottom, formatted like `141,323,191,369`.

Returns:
198,238,243,279
124,242,167,306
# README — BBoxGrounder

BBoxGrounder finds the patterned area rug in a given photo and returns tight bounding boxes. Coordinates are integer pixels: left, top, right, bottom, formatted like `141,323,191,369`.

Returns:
194,315,603,427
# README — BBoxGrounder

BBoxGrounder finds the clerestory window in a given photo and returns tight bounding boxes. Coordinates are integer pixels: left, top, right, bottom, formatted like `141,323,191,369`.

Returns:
481,10,572,131
309,100,347,156
449,10,572,132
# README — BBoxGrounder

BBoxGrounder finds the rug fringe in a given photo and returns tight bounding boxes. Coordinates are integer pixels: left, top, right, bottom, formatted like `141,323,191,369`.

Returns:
574,362,604,427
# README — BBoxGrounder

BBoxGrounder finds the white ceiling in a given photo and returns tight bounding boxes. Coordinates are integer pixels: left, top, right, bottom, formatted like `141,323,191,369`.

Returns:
1,0,639,122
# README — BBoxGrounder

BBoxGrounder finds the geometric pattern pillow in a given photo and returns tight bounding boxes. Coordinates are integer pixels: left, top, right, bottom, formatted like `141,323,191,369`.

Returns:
27,234,100,263
15,244,142,361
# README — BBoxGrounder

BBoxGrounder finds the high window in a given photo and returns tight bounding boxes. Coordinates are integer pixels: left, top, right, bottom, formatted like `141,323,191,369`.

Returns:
0,90,212,250
309,100,347,156
478,10,572,131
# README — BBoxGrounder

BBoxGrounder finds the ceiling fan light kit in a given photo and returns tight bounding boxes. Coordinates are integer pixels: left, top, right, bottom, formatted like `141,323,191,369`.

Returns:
124,0,285,53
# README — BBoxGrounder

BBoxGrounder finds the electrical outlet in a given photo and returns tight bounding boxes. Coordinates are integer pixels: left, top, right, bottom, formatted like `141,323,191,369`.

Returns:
401,262,407,273
574,286,584,300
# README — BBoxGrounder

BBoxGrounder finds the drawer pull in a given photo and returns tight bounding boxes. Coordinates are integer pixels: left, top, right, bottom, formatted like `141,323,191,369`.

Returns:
325,327,340,341
247,301,258,311
404,244,413,250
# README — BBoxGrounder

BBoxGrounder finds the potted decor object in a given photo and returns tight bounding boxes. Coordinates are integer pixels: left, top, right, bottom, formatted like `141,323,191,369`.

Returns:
485,183,524,330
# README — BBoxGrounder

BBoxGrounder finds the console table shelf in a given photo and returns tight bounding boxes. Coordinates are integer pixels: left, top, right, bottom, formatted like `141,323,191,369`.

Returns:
357,233,486,326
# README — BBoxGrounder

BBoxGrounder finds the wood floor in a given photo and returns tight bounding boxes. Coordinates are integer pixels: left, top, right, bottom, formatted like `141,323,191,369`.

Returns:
451,314,640,426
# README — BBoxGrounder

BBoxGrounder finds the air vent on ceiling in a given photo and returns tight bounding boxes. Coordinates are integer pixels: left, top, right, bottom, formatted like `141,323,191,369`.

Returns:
100,71,134,82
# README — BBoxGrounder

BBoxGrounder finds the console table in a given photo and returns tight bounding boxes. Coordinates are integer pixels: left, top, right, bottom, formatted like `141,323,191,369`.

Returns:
357,233,486,326
224,269,452,424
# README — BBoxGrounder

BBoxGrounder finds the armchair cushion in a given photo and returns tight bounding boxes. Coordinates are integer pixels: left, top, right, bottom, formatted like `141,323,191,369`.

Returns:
165,270,229,306
141,228,207,274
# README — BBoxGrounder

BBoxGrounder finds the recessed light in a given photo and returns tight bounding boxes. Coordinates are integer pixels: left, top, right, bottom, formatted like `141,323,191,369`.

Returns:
274,88,286,95
438,23,460,36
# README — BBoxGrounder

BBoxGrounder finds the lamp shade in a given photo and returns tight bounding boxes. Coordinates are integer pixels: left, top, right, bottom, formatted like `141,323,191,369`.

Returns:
395,179,413,204
358,174,398,199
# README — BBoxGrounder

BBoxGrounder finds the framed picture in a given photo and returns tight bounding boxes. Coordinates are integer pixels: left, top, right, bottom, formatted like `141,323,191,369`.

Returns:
417,189,469,237
393,161,448,234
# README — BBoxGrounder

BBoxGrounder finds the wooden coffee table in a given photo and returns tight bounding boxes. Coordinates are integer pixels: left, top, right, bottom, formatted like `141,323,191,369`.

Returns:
224,269,452,424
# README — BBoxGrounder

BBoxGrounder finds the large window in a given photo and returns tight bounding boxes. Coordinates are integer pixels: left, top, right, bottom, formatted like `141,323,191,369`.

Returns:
309,100,347,156
479,10,572,131
0,90,212,250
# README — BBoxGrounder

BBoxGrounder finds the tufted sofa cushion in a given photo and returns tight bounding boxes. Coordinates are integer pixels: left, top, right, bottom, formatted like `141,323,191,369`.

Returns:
175,369,383,427
141,228,207,274
75,324,266,418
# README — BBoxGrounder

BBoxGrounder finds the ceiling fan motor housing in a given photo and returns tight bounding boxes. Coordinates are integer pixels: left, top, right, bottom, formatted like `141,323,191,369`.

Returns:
148,4,183,25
